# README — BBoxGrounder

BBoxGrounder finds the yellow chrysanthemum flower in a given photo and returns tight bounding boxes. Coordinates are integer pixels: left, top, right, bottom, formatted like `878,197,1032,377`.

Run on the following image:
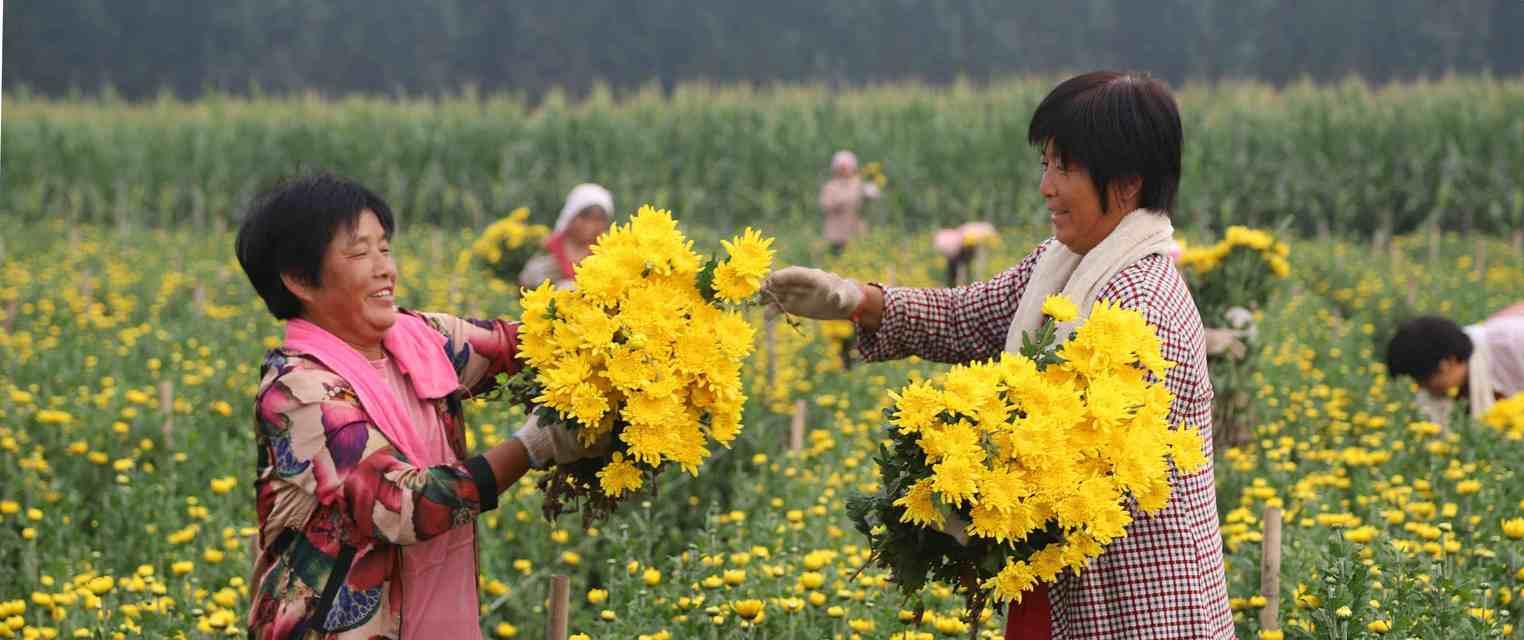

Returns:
893,478,944,528
1041,294,1078,323
596,453,644,497
984,560,1038,604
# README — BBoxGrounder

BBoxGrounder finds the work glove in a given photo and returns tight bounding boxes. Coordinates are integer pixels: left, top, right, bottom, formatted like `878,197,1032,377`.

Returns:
512,414,612,469
761,266,864,321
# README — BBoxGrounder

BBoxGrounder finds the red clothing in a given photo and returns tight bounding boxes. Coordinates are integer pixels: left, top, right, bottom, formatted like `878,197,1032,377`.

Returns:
1005,585,1052,639
543,232,578,281
859,239,1233,639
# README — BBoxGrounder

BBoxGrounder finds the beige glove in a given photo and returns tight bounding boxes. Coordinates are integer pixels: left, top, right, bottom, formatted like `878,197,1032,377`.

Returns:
761,266,864,320
513,414,612,469
1203,328,1247,361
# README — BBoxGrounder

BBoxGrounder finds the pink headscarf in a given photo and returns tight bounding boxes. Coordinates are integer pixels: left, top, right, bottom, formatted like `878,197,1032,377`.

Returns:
830,150,858,175
933,228,965,258
282,314,460,465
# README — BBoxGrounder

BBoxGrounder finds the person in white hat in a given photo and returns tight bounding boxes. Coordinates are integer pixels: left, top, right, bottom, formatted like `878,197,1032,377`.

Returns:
518,183,614,289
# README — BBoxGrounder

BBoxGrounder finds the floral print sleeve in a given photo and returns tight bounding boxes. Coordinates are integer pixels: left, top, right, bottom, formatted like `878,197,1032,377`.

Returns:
414,310,521,396
256,361,500,548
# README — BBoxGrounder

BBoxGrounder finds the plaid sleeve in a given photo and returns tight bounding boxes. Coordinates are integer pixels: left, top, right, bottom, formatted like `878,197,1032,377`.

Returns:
857,239,1053,364
412,310,521,396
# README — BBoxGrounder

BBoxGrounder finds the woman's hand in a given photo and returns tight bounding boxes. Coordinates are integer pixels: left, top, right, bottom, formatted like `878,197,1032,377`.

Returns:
761,267,864,320
762,266,884,332
512,415,613,469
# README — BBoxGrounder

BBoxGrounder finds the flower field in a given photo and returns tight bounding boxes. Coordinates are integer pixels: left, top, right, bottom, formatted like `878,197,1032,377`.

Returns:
2,215,1523,640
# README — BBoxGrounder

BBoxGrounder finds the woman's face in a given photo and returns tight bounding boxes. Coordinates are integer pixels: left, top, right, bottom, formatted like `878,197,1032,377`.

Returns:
1422,356,1468,396
1039,141,1126,255
567,206,611,245
288,210,398,351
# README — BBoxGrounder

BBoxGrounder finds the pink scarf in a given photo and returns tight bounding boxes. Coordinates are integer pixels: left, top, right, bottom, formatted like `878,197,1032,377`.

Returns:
283,314,460,466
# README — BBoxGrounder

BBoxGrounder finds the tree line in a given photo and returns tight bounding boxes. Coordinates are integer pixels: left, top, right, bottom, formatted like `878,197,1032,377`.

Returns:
5,0,1522,100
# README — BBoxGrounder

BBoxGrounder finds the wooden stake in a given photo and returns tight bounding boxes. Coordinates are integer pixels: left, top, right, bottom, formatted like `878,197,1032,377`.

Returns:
193,284,206,316
191,184,207,232
1427,226,1440,268
763,312,777,399
78,270,94,303
546,575,570,640
2,298,18,333
1474,236,1487,278
789,399,807,452
1258,507,1283,632
159,381,175,446
1512,230,1523,258
973,246,988,283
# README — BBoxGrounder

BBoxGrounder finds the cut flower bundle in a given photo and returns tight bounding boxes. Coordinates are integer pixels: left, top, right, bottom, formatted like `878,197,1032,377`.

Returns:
503,205,775,524
848,295,1208,634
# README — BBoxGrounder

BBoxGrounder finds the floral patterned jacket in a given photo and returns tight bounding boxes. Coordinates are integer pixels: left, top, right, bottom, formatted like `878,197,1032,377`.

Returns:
247,310,520,639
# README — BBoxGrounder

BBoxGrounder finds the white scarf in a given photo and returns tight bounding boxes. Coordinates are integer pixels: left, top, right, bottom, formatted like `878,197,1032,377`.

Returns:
1004,209,1176,353
1464,324,1496,418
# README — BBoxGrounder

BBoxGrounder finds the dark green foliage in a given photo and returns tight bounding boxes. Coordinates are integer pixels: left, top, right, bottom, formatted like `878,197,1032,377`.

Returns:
6,1,1522,99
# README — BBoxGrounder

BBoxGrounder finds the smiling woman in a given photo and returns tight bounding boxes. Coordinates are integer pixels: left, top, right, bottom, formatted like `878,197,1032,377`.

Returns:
279,210,398,359
233,174,610,639
763,71,1231,640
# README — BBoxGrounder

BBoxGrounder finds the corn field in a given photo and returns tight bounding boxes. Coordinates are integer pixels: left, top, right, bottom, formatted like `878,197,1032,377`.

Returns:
4,76,1524,235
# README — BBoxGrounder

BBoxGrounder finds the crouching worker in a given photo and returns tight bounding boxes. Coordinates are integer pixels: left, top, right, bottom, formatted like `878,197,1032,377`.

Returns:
1386,307,1524,425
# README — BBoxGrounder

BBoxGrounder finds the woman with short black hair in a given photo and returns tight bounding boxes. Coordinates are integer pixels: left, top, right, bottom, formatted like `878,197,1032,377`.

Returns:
765,71,1232,639
236,173,606,639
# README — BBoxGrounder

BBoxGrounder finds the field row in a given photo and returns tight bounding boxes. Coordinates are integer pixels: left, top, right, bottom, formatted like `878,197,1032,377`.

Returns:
5,76,1524,235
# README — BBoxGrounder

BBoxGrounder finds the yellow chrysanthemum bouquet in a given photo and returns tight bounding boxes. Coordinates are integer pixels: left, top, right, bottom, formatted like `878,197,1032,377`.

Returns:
861,160,888,190
847,295,1208,633
1176,225,1290,325
469,207,550,282
502,205,775,524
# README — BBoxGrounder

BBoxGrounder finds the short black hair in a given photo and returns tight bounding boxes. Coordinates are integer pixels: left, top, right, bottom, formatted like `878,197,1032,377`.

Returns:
1028,70,1183,214
1385,316,1473,382
235,173,396,320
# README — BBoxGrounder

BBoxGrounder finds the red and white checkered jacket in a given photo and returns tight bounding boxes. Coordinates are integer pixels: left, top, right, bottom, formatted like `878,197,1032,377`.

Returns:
858,238,1234,640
